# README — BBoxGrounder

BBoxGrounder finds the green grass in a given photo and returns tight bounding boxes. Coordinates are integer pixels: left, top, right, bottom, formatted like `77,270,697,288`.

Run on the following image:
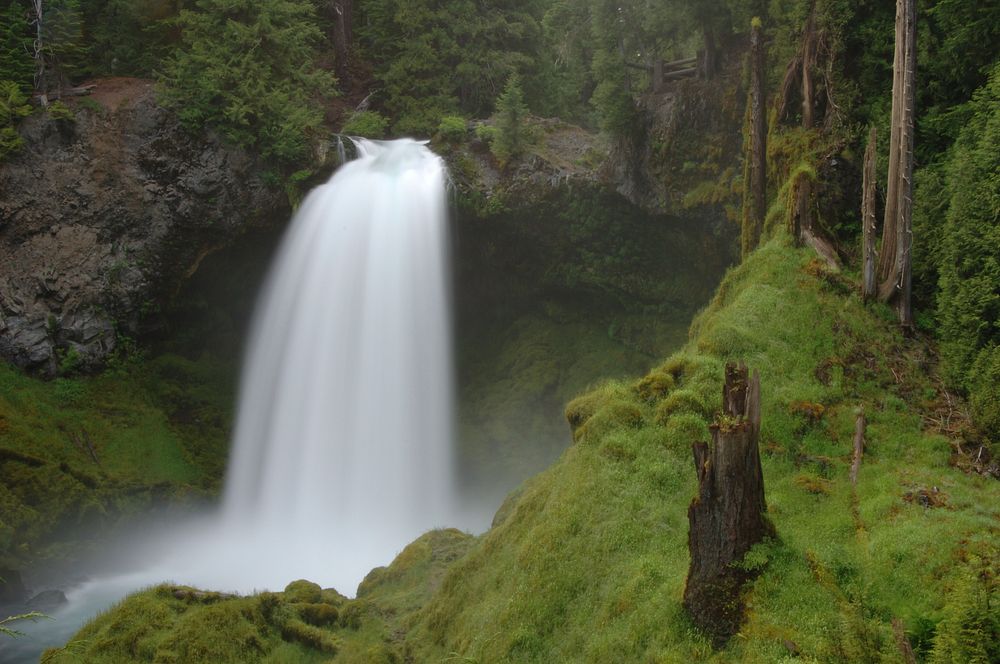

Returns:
0,353,233,567
52,233,1000,662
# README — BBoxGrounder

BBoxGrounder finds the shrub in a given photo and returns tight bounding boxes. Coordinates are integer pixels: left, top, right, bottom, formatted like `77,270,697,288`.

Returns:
340,110,389,138
0,79,30,161
936,62,1000,428
47,101,74,122
437,115,466,142
158,0,335,163
474,123,499,145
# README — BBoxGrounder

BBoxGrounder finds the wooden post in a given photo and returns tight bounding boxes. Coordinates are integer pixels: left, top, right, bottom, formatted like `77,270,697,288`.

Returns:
742,17,767,258
862,127,878,300
652,59,663,93
684,362,772,645
850,407,865,485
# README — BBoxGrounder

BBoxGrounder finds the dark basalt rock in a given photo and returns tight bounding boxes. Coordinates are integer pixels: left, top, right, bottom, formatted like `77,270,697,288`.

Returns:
0,78,289,375
25,589,68,613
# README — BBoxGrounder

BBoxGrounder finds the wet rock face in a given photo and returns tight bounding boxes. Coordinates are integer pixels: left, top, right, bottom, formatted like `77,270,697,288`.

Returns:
0,79,289,374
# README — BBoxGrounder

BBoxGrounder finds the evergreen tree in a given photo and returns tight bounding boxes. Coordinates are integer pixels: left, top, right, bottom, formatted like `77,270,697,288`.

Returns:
81,0,179,78
0,2,34,91
40,0,89,94
936,61,1000,433
158,0,335,163
359,0,545,134
492,72,529,164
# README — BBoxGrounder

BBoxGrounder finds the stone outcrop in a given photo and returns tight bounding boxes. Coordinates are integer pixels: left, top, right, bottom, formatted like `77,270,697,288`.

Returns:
0,78,288,374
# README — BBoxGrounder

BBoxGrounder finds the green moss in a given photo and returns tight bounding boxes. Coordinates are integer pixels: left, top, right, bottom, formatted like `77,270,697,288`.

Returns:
0,353,232,566
60,232,999,663
282,580,322,605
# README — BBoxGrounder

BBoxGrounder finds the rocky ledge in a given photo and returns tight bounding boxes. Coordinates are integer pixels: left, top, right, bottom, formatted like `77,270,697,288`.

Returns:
0,78,288,374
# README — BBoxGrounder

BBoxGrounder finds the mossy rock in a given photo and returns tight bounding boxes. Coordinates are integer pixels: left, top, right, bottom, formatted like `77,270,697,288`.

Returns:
655,389,711,423
564,390,612,438
294,602,339,627
575,400,644,444
282,579,322,604
634,369,676,403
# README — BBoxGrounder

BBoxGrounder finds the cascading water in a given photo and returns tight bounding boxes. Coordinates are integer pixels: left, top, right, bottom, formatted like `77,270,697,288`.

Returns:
216,136,457,590
0,138,461,663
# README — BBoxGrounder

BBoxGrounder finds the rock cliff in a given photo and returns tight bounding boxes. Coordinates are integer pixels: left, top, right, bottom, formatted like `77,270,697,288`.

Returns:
0,79,288,374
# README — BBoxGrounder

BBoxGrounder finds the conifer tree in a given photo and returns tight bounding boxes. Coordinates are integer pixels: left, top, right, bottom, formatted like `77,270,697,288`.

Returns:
493,72,529,165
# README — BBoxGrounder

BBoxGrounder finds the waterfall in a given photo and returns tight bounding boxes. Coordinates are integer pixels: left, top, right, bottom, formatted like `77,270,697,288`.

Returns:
215,138,456,592
0,139,462,663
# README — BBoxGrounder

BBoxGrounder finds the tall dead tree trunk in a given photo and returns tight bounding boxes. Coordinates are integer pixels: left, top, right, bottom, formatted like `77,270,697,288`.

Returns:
895,0,915,328
31,0,47,106
861,127,878,300
877,0,907,289
801,9,817,128
742,18,767,258
876,0,916,329
684,362,772,645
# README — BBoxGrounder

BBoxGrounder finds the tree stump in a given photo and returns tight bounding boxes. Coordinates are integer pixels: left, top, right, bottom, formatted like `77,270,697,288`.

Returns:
684,362,773,645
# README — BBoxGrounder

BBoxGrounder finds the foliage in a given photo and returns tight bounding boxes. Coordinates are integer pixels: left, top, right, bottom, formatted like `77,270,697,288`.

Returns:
491,74,529,164
39,0,89,94
80,0,178,78
436,115,467,142
0,78,31,160
928,558,1000,663
340,110,388,138
158,0,335,163
0,352,233,565
935,62,1000,434
0,2,33,91
357,0,545,134
0,611,46,638
46,99,73,121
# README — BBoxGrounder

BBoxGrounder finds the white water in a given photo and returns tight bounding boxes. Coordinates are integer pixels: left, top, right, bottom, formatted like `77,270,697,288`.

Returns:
0,138,464,663
216,136,458,591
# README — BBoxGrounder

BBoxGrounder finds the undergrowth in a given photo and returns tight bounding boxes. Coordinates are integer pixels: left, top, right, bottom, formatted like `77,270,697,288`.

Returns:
0,353,233,568
51,235,1000,662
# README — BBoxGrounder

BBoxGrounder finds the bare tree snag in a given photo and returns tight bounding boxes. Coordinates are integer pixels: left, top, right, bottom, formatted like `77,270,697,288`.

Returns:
684,362,773,645
850,407,865,485
876,0,916,329
862,127,878,300
742,18,767,259
877,0,908,294
31,0,47,107
801,9,817,128
895,0,916,328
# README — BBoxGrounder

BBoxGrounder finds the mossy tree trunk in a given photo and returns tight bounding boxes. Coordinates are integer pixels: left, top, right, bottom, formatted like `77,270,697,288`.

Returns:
742,18,767,258
862,127,878,300
684,362,773,645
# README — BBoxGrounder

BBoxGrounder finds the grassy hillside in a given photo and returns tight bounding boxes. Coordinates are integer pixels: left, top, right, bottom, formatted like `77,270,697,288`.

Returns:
50,233,999,663
0,354,233,570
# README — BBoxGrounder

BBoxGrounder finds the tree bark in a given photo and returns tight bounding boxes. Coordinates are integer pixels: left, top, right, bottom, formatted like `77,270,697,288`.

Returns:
684,362,772,645
877,0,907,288
850,408,865,485
31,0,47,106
861,127,878,300
742,18,767,258
895,0,916,328
801,9,817,128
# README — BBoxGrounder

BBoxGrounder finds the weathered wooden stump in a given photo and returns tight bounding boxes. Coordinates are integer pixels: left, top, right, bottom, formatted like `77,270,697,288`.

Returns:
683,362,773,645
